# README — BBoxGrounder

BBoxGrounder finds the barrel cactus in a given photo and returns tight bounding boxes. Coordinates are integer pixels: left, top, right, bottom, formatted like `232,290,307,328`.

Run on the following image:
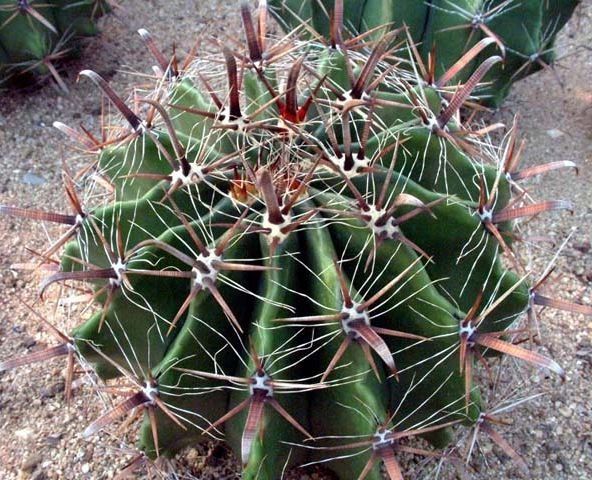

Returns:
268,0,580,106
0,0,112,90
1,2,589,479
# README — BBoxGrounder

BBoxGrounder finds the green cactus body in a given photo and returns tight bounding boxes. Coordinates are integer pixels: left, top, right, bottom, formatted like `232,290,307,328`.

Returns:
1,3,586,479
269,0,580,106
0,0,110,88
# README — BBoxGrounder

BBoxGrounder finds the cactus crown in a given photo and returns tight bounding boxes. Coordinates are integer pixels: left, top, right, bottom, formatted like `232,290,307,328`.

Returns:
1,1,589,479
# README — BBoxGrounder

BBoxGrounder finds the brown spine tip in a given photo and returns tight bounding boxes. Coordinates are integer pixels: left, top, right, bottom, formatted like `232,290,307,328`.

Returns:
283,56,304,121
0,205,78,225
330,0,344,49
0,343,71,372
79,70,144,132
40,269,118,299
22,4,58,34
436,37,498,88
222,48,242,120
474,333,565,380
533,293,592,317
511,161,579,181
241,2,263,63
257,170,283,225
83,391,151,438
492,200,574,224
53,121,99,151
437,56,503,128
138,29,176,77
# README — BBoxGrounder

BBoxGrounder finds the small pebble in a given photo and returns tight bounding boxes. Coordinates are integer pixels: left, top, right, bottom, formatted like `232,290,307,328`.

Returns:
45,433,63,447
546,128,565,139
15,427,35,440
559,407,573,418
21,336,37,348
31,471,48,480
573,240,591,253
21,172,47,186
21,454,42,472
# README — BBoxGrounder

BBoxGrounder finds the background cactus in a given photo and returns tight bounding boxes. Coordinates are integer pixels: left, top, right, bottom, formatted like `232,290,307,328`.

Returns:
268,0,581,107
0,2,590,479
0,0,112,90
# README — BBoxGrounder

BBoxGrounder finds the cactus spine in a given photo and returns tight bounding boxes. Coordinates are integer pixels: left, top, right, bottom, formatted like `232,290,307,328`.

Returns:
1,2,589,479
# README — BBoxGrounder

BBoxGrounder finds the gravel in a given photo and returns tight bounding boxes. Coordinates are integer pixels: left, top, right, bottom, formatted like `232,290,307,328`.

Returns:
0,0,590,478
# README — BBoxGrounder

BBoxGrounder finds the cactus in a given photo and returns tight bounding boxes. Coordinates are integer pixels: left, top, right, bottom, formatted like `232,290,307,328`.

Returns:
268,0,580,107
1,2,590,479
0,0,112,90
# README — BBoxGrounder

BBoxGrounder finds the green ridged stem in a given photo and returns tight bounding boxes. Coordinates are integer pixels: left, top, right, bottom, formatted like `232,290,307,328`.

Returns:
56,49,534,476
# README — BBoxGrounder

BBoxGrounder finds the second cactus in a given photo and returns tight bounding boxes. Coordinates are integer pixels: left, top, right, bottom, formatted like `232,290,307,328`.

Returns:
268,0,580,106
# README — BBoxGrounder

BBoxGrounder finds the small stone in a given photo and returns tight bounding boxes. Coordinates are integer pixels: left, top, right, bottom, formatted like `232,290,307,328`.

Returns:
558,454,572,474
81,445,94,462
559,407,573,418
21,336,37,348
573,240,591,253
21,172,47,186
481,442,493,454
45,433,63,447
40,381,64,399
576,349,592,360
546,440,561,452
81,463,90,474
15,427,35,440
546,129,565,139
31,471,48,480
21,454,42,472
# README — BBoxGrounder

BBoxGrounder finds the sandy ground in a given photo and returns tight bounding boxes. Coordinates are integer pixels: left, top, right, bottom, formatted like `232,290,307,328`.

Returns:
0,1,590,479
